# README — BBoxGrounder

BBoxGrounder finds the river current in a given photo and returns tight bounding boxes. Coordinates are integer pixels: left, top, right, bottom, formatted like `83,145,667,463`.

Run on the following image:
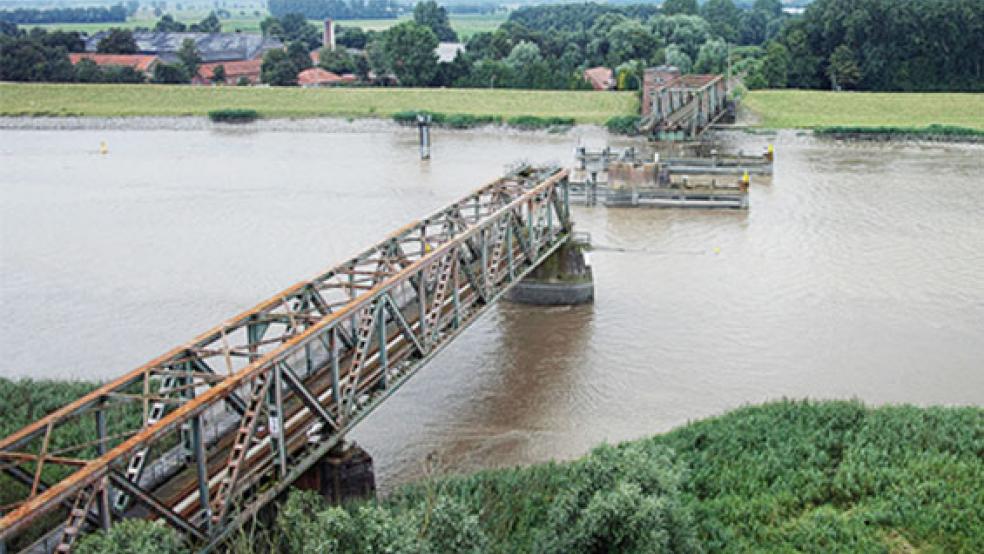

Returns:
1,121,982,489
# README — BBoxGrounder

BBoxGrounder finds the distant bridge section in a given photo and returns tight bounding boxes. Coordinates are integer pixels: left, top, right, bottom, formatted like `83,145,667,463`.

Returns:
0,166,573,553
639,66,730,141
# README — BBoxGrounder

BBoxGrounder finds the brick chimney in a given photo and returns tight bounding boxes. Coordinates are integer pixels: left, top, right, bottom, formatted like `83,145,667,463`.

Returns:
323,19,335,50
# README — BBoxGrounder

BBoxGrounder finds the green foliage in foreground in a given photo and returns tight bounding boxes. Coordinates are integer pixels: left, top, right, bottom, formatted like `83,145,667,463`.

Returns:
30,398,983,553
815,124,984,139
207,108,260,123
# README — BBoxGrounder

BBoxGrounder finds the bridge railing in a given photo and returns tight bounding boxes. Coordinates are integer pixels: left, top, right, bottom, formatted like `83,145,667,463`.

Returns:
0,166,572,552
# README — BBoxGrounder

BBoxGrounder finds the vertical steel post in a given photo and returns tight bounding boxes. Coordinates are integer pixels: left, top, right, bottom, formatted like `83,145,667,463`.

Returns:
191,412,212,534
417,114,431,160
94,403,111,530
376,303,388,388
330,328,341,407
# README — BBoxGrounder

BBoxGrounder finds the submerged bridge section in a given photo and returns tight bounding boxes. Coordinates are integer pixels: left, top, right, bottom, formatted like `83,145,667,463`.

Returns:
639,66,729,141
0,166,573,552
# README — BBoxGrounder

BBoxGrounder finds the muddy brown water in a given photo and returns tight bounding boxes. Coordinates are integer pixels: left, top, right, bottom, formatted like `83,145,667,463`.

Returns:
1,121,982,490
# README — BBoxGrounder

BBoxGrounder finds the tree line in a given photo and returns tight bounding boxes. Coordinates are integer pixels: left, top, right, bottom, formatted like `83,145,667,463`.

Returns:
268,0,407,20
0,4,128,25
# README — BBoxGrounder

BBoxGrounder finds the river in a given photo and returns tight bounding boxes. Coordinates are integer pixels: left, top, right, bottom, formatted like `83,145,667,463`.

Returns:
1,120,982,490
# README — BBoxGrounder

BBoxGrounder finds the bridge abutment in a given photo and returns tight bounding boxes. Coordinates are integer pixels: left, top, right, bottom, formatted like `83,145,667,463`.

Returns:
506,236,594,305
296,442,376,505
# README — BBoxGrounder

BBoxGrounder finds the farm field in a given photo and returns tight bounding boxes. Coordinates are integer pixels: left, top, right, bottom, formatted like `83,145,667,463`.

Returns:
0,83,638,124
24,13,507,38
744,89,984,130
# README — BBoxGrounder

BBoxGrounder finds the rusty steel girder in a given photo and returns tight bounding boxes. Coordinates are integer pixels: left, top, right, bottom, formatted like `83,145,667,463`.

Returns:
0,166,572,552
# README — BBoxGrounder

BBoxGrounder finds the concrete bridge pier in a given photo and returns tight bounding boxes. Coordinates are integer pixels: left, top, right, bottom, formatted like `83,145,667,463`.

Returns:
506,235,594,305
296,442,376,505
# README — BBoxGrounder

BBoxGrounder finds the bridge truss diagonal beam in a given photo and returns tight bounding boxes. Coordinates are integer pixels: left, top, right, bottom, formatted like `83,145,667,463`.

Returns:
0,165,572,552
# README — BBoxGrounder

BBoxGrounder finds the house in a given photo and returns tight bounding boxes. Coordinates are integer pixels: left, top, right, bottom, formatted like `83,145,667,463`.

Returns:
436,42,465,63
584,66,614,91
84,32,282,63
68,53,161,77
297,67,356,87
194,59,263,85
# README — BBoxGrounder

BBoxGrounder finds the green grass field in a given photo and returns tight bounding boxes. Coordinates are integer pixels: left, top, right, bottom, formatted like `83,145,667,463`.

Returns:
0,83,638,124
744,89,984,130
27,13,506,38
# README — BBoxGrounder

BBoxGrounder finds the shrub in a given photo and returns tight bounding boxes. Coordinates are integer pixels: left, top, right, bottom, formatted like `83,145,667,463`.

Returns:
75,520,186,554
605,115,641,135
506,115,575,130
208,109,259,123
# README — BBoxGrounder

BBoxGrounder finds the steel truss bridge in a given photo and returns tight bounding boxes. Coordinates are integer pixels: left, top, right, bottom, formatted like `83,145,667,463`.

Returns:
639,73,729,140
0,166,573,553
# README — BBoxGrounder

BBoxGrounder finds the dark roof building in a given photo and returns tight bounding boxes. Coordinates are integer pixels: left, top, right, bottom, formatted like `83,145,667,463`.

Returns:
85,32,282,63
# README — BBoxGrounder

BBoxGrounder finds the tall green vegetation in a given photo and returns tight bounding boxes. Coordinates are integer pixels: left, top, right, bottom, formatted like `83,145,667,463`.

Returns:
414,0,458,42
68,400,984,553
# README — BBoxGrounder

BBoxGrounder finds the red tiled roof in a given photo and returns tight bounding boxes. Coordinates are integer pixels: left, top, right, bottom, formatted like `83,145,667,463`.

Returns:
298,67,349,86
584,66,614,91
198,59,263,79
68,53,159,72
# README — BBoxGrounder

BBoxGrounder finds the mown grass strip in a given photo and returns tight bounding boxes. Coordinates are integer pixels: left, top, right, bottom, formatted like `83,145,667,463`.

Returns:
744,90,984,130
0,83,638,125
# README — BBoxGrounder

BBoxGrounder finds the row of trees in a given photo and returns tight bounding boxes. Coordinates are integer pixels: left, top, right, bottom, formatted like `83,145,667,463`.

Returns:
153,12,222,33
0,4,127,25
268,0,406,20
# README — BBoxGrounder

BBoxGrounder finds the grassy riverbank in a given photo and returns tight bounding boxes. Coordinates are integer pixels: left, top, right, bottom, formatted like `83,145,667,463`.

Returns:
0,384,964,553
744,90,984,130
0,83,637,124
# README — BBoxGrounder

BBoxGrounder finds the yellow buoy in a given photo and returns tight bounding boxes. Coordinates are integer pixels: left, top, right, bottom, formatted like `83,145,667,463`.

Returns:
99,141,108,155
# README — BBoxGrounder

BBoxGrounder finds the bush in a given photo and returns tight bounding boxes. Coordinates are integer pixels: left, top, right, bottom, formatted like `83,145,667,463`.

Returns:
815,124,984,139
605,115,641,135
208,109,259,123
75,520,186,554
392,110,501,129
506,115,575,130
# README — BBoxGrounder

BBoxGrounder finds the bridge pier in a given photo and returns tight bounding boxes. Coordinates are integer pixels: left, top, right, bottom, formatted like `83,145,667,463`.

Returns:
295,442,376,505
506,236,594,305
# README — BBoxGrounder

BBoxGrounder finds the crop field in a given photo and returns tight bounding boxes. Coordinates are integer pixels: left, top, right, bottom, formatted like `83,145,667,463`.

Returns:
24,13,506,38
744,89,984,130
0,83,638,124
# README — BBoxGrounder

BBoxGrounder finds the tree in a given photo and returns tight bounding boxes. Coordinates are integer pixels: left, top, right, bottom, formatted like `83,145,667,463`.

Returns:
261,49,298,86
211,64,226,84
651,15,711,59
276,13,321,50
154,14,187,32
152,62,190,83
827,44,861,90
378,21,439,87
413,0,457,42
317,47,354,73
176,38,201,78
753,0,783,18
701,0,740,43
236,76,251,86
190,11,221,33
96,28,137,54
761,41,789,88
661,0,698,16
604,20,660,67
0,34,74,81
694,38,728,73
665,43,693,73
287,40,312,72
